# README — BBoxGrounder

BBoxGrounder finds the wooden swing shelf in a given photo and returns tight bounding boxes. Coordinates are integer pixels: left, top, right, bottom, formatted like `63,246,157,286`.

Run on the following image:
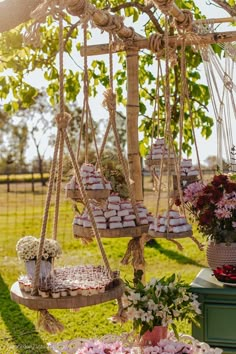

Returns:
73,224,149,239
145,158,176,168
10,279,124,310
66,189,111,202
148,229,193,239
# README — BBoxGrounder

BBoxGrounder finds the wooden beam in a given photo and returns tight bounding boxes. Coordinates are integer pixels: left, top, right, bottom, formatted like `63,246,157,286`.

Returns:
80,30,236,56
152,0,186,23
66,0,144,42
194,16,236,25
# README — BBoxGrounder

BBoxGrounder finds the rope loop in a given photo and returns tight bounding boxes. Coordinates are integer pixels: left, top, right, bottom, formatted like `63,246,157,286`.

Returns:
149,33,165,58
149,33,176,64
174,10,193,33
55,112,72,129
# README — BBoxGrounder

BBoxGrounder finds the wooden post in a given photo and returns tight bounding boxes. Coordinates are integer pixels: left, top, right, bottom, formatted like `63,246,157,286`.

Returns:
31,171,35,193
126,49,143,202
7,172,10,193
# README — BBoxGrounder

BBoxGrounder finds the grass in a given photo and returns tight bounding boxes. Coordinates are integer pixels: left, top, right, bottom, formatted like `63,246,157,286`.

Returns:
0,178,207,353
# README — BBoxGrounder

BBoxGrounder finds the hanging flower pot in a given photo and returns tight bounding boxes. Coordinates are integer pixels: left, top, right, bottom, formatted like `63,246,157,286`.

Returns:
140,325,168,346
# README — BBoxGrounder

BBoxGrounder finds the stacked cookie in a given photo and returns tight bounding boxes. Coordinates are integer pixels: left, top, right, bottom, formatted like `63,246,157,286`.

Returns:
180,159,198,178
74,194,153,230
146,138,175,161
66,163,112,192
149,210,192,234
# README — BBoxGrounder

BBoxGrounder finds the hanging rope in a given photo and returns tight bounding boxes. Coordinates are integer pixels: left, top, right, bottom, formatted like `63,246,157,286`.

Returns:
31,131,60,295
60,113,113,277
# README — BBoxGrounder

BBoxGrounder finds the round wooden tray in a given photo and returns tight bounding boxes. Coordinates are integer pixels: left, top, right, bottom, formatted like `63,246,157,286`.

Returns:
145,158,176,167
66,189,110,201
148,229,193,239
10,278,124,310
73,224,149,238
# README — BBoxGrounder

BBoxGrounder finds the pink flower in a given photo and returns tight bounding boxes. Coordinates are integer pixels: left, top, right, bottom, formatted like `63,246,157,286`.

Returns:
183,181,205,205
215,209,232,219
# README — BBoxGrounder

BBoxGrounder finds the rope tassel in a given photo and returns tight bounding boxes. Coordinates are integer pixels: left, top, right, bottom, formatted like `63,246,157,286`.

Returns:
38,309,64,334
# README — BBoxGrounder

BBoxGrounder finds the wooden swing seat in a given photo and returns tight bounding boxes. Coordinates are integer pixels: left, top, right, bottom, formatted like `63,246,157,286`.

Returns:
10,278,124,310
73,224,149,238
66,189,111,202
148,229,193,239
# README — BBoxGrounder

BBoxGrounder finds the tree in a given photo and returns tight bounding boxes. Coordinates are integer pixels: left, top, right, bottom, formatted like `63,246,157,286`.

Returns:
0,0,235,156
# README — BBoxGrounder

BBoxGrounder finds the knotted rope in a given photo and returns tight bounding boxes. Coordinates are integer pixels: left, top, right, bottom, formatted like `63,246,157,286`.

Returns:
149,33,177,64
103,89,140,225
121,234,151,269
174,10,193,33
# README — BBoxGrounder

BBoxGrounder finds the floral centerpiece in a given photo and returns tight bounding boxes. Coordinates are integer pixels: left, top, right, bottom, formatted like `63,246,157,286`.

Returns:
16,235,62,261
176,174,236,244
121,274,201,341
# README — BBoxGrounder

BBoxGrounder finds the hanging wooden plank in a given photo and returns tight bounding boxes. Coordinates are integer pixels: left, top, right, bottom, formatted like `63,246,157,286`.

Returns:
73,224,149,238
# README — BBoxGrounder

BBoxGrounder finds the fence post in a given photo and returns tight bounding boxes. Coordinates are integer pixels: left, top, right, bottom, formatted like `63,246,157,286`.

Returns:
31,171,35,193
7,173,10,192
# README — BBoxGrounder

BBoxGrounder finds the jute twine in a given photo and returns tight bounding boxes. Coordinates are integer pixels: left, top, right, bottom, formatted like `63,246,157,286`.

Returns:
121,234,151,269
174,10,193,33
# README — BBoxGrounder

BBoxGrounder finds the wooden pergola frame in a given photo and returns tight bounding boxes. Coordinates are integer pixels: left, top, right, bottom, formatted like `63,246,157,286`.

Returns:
1,0,236,201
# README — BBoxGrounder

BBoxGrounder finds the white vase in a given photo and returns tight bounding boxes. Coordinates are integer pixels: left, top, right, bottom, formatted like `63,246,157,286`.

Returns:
25,259,52,279
25,260,36,279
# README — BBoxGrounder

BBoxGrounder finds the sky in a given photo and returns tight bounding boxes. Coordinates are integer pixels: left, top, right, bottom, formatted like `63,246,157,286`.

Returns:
10,0,236,166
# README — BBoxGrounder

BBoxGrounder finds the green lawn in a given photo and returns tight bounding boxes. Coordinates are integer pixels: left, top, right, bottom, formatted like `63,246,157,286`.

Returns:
0,180,207,353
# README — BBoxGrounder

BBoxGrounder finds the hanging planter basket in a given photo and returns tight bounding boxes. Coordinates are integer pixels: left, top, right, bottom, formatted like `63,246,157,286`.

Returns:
73,224,149,239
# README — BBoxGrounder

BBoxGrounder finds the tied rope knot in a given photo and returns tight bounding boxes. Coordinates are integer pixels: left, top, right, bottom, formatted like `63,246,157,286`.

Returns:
55,112,72,129
103,89,116,112
149,33,164,58
149,33,176,63
174,10,193,33
121,233,151,268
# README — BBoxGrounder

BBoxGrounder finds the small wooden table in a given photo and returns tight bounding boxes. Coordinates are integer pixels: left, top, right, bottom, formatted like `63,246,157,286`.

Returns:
191,268,236,354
